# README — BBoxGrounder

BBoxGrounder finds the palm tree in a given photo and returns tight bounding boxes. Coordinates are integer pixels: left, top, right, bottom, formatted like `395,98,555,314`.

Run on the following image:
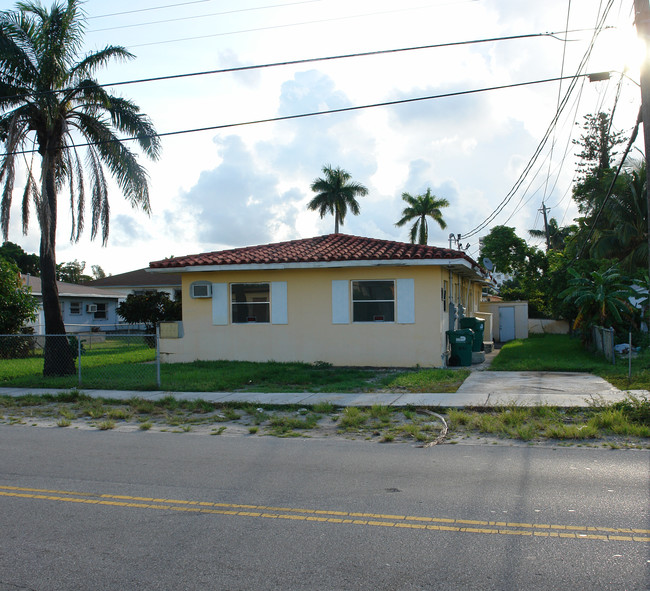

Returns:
395,188,449,245
308,165,368,233
528,217,574,251
589,161,647,272
0,0,160,375
560,265,635,330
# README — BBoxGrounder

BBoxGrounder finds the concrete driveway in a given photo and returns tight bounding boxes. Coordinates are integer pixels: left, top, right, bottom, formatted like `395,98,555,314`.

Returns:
456,371,628,406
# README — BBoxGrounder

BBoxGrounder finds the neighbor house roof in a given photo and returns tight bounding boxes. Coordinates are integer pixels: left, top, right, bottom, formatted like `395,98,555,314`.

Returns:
86,268,181,289
21,274,127,299
149,234,482,273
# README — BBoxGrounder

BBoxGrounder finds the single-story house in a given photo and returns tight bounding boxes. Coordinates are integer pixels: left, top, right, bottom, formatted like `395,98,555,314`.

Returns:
86,268,182,300
21,274,128,333
149,234,492,367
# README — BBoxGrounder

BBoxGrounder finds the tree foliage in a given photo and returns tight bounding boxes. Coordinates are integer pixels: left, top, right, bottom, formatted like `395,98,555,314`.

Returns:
560,265,636,331
479,226,529,275
588,160,647,273
528,218,575,252
308,165,368,233
395,188,449,245
56,259,91,283
0,241,39,275
117,291,181,337
0,258,38,334
573,112,625,183
0,0,160,375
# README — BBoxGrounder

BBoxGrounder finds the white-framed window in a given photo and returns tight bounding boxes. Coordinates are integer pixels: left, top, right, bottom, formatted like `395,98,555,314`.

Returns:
69,301,82,315
190,281,212,298
231,283,270,323
93,302,107,320
442,280,448,312
352,280,395,322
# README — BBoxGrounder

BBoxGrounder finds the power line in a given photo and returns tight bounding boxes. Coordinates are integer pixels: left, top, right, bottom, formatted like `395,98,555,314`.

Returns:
88,0,217,20
1,73,597,158
123,10,589,49
88,0,323,31
574,106,642,260
460,0,615,240
1,31,568,103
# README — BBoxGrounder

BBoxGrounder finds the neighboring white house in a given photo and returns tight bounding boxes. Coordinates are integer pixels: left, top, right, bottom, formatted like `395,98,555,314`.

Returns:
86,268,182,300
21,274,128,333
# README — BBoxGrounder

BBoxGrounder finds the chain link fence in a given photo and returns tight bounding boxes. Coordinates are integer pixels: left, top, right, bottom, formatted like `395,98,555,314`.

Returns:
592,325,616,364
0,333,160,390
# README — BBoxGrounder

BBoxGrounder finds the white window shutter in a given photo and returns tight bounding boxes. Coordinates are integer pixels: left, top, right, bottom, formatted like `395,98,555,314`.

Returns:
211,283,228,325
271,281,288,324
396,278,415,324
332,280,350,324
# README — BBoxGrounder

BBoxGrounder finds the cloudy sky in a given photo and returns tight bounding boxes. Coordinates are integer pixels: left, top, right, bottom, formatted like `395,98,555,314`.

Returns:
2,0,644,274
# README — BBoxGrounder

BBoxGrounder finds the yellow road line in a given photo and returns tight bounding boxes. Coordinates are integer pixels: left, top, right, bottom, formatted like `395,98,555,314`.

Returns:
0,485,647,543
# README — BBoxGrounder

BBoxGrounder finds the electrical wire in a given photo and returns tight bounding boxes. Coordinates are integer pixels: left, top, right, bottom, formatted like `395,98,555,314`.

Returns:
88,0,219,20
88,1,323,31
460,0,615,240
0,31,569,103
0,73,597,158
574,106,641,259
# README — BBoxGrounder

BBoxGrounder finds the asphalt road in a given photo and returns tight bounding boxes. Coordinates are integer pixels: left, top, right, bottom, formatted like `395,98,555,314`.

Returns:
0,426,648,590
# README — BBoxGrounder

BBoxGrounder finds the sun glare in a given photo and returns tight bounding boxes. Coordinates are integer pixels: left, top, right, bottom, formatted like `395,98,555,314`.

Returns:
602,26,647,79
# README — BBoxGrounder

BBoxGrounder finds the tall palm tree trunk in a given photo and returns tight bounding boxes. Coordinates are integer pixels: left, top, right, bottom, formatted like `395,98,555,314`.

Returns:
40,147,75,376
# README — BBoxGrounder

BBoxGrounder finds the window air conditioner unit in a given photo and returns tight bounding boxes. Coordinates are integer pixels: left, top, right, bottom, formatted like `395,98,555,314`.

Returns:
191,283,212,298
86,304,98,313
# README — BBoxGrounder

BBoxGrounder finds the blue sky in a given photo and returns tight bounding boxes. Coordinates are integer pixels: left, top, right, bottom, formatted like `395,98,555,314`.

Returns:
2,0,643,274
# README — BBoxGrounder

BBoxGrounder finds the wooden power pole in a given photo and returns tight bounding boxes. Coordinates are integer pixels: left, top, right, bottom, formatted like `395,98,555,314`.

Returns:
633,0,650,284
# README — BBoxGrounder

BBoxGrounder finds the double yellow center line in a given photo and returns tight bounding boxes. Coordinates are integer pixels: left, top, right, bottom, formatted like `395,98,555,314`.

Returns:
1,485,648,543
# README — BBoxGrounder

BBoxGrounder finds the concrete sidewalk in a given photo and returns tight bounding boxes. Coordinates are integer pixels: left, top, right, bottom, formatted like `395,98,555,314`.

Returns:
0,371,646,407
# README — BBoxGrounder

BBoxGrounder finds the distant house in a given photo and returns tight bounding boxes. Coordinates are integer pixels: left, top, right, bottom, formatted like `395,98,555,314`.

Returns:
86,268,182,300
149,234,492,367
21,274,127,333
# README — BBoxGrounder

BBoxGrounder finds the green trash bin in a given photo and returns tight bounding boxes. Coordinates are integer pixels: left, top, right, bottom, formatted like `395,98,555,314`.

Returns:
447,329,474,367
460,317,485,352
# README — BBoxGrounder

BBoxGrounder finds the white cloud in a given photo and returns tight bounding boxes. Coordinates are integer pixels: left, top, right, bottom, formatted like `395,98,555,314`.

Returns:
2,0,638,275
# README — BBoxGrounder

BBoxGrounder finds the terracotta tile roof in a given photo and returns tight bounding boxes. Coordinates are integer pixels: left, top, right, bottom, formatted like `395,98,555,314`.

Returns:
149,234,477,269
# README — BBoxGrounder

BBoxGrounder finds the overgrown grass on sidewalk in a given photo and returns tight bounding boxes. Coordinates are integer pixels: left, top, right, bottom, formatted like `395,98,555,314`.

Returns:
0,390,648,447
490,334,650,391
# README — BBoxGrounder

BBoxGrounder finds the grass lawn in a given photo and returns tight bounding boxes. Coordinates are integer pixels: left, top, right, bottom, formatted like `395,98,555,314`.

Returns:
2,332,647,393
158,361,469,393
0,344,470,393
491,333,650,391
0,337,157,390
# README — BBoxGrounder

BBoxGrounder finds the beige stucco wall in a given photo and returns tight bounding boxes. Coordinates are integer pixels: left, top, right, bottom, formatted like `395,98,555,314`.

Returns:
479,300,529,342
159,265,484,367
528,318,570,335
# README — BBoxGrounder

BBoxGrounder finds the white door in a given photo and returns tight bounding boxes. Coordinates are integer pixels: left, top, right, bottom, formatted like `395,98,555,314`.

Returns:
499,306,516,342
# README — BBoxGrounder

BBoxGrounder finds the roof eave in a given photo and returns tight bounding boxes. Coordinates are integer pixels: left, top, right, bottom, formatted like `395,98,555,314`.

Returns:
150,257,488,281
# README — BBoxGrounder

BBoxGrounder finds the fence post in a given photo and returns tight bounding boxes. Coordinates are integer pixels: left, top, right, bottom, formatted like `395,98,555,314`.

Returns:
156,324,161,389
77,336,82,387
629,330,632,379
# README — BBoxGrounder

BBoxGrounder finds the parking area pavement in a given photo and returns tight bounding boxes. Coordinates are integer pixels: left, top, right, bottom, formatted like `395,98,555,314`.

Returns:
454,371,640,406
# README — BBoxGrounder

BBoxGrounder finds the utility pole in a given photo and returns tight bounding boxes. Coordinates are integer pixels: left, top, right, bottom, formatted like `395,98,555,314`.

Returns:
539,202,551,251
633,0,650,284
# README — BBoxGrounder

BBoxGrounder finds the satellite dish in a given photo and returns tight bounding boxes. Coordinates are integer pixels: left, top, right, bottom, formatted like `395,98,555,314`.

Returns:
483,257,494,271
